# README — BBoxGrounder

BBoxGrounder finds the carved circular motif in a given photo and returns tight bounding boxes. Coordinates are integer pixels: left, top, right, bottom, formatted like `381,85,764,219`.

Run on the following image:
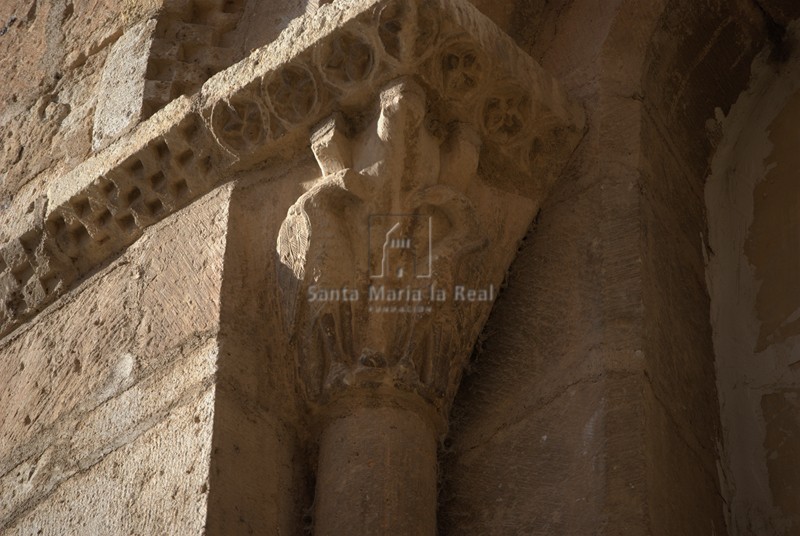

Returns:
482,85,532,145
263,63,319,126
376,1,406,60
440,42,485,100
210,94,269,154
414,3,440,59
317,30,375,91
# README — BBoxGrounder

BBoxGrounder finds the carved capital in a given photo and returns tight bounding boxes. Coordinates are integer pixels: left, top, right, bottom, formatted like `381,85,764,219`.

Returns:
270,0,585,426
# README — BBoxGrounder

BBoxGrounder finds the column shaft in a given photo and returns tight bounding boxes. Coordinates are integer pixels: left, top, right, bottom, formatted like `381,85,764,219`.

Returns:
314,405,438,536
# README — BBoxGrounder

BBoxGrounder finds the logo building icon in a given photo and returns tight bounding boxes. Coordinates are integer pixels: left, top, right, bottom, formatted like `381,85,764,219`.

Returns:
368,214,433,279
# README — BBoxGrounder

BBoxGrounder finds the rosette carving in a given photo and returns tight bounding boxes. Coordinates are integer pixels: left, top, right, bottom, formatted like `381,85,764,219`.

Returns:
376,1,406,60
372,0,440,64
0,0,584,354
482,84,532,145
440,40,486,101
414,3,440,59
316,29,376,91
210,93,269,153
269,0,584,422
263,63,319,127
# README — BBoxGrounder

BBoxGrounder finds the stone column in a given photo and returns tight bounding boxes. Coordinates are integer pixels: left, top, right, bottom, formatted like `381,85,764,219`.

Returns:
264,2,585,534
314,402,438,536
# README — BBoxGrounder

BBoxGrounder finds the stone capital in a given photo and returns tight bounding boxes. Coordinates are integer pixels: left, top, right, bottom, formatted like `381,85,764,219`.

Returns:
256,0,587,427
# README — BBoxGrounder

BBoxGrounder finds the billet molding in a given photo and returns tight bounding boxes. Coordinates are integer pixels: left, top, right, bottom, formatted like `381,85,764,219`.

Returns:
0,0,585,360
142,0,247,118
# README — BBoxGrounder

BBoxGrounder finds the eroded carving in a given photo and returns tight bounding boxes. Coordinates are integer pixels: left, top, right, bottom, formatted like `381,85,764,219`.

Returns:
0,0,584,353
211,93,270,153
376,1,407,60
482,84,531,145
0,112,217,337
267,0,583,423
414,3,440,58
263,64,319,127
440,40,486,101
142,0,245,118
370,0,440,65
317,29,376,91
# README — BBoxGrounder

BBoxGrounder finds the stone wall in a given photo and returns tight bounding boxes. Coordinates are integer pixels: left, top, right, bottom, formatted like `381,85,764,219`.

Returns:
0,0,299,242
0,0,169,229
1,0,799,534
0,184,231,533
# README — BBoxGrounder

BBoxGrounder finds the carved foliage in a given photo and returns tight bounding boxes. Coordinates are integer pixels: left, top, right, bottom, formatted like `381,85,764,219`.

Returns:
0,0,583,346
277,80,493,414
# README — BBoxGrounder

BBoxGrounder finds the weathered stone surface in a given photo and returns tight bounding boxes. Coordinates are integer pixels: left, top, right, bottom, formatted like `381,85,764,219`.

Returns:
756,0,800,28
208,164,322,535
0,342,217,531
315,406,438,536
0,0,583,347
277,76,568,421
762,390,800,532
2,0,799,534
441,1,776,535
706,43,800,534
0,0,162,231
5,385,216,535
0,181,231,532
442,374,609,534
92,19,158,151
259,3,583,533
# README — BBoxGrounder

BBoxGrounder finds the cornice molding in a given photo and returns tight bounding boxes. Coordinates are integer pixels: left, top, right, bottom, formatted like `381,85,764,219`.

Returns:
0,0,584,355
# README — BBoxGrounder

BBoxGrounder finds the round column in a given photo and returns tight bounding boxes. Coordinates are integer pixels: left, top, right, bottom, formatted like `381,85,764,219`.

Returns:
313,404,438,536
